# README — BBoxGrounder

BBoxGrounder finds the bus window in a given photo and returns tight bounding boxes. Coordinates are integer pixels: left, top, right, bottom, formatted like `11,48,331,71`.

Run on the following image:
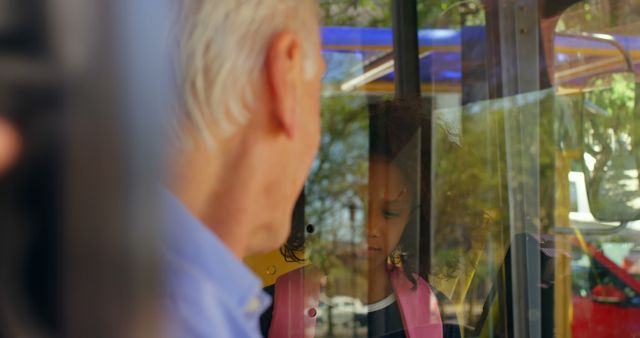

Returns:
554,2,640,338
255,1,640,337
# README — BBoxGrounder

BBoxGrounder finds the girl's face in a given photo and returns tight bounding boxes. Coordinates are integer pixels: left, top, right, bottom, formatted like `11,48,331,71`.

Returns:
367,158,413,270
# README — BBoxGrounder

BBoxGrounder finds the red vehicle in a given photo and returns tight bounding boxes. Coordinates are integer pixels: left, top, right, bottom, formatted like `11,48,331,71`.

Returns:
572,240,640,338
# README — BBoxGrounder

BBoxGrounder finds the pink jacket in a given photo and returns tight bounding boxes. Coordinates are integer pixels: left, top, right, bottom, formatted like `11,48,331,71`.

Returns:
268,267,443,338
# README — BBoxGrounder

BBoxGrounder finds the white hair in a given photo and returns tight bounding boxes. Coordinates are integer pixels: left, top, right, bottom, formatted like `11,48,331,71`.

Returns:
177,0,320,145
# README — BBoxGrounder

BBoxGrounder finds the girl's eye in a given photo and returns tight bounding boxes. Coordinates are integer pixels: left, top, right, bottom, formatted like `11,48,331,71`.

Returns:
383,209,401,218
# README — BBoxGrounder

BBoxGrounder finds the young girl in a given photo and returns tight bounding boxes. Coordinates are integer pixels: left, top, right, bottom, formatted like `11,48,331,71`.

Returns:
364,100,461,338
262,100,462,338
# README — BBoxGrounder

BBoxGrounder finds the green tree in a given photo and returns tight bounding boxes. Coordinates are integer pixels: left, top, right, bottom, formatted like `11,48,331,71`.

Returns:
320,0,484,28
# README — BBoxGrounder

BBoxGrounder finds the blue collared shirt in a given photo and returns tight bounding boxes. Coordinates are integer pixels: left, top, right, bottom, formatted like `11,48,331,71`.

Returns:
162,191,271,338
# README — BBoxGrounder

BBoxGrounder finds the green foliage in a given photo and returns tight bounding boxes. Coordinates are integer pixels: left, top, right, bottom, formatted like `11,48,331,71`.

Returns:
320,0,392,27
320,0,485,28
557,0,640,35
582,73,640,220
306,94,369,231
305,93,369,299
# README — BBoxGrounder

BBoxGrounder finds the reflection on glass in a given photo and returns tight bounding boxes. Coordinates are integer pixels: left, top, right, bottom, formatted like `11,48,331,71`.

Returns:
304,5,382,336
366,100,461,338
581,72,640,222
259,1,640,337
305,92,369,336
555,2,640,338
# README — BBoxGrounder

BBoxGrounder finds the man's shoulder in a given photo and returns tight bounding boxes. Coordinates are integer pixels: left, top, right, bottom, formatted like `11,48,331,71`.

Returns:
164,250,234,315
164,254,258,338
161,190,268,337
165,288,235,338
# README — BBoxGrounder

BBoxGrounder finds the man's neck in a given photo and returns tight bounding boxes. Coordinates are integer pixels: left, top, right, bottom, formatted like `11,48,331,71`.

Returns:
169,136,256,259
169,149,220,219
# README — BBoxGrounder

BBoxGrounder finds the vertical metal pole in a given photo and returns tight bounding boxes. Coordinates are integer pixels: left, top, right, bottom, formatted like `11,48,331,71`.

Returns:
391,0,427,278
493,1,542,338
461,25,489,105
392,0,420,99
349,201,356,338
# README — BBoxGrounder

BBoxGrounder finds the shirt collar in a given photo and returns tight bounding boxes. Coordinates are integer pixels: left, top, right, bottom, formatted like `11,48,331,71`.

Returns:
161,189,265,311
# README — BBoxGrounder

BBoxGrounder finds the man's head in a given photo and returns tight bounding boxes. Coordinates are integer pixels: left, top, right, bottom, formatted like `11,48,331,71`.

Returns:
173,0,325,257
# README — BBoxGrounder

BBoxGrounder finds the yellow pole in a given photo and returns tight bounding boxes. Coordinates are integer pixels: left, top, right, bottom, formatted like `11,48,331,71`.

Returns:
554,150,575,338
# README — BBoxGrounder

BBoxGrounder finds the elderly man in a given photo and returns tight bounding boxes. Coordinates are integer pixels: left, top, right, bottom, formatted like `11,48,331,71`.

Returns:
164,0,325,337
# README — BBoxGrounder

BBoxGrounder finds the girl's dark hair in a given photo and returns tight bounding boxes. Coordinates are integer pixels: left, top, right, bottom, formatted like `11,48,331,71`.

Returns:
280,192,306,263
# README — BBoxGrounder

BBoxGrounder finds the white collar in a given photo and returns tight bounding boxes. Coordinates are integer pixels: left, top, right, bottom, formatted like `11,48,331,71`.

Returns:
366,293,396,313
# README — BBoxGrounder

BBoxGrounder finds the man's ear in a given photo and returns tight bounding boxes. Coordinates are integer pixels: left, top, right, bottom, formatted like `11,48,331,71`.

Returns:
265,31,303,139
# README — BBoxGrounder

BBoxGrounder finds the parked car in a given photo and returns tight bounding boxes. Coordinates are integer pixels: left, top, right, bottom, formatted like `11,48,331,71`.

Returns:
316,295,367,330
571,240,640,338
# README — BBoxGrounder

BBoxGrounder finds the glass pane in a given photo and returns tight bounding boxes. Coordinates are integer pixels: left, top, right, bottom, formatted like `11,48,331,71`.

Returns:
250,1,640,338
419,1,495,335
554,2,640,338
308,4,397,336
422,1,640,338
